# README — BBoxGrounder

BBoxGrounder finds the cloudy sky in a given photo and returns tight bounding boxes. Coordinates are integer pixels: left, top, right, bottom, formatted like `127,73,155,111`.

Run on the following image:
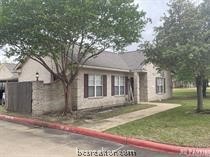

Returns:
126,0,170,51
0,0,202,62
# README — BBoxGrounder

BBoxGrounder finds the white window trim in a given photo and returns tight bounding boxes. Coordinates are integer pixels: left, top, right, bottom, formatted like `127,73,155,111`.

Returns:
156,77,165,94
88,74,103,98
114,75,125,96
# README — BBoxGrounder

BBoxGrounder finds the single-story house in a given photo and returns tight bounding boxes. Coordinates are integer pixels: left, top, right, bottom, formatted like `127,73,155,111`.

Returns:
15,51,172,114
0,63,18,103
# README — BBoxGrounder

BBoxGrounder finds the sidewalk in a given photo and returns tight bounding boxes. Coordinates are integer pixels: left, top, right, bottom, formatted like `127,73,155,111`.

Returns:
81,102,181,131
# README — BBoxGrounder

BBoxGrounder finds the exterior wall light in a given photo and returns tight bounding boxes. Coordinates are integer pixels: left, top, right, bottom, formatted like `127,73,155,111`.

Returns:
36,72,39,81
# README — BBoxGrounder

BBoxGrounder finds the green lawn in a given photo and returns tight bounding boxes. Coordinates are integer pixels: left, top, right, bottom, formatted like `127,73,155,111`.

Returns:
107,88,210,147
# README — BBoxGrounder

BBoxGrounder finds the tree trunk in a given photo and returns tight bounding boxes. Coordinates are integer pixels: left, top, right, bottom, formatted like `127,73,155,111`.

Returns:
202,79,208,98
63,83,72,115
196,76,204,112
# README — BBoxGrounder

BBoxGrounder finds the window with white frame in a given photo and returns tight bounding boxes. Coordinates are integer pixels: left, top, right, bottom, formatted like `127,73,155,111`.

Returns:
114,76,125,95
88,75,103,97
156,77,165,94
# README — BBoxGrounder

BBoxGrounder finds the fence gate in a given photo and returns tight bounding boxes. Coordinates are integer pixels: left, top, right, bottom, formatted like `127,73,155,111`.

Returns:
6,82,32,114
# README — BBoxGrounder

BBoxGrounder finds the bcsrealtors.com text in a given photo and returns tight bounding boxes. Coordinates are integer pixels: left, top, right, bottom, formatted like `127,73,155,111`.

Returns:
76,147,136,157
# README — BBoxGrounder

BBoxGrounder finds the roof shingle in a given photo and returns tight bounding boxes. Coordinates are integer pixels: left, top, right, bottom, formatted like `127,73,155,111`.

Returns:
85,51,145,71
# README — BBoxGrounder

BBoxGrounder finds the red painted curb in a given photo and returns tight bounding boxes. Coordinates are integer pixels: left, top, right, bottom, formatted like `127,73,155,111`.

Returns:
127,138,183,153
0,114,210,154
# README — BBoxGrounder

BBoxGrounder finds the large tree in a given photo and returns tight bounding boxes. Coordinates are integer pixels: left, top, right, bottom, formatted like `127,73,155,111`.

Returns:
200,0,210,98
0,0,147,114
142,0,210,112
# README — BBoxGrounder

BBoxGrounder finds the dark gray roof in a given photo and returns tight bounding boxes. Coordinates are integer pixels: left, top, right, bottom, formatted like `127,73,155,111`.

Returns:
15,50,146,72
85,51,145,71
120,51,145,70
85,51,129,70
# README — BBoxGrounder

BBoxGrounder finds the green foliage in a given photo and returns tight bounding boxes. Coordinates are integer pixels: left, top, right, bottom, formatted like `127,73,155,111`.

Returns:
0,0,147,113
0,0,147,57
0,0,147,78
142,0,210,82
0,0,147,79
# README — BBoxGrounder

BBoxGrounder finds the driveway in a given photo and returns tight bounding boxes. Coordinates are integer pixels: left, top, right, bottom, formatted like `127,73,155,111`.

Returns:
0,121,181,157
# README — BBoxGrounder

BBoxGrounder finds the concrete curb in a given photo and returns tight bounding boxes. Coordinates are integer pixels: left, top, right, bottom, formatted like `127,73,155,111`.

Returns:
0,114,209,154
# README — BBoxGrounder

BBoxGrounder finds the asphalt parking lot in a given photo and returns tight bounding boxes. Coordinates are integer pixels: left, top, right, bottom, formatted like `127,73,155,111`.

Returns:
0,120,181,157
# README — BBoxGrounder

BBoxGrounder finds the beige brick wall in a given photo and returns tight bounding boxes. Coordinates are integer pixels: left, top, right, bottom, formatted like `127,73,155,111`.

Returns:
76,68,133,110
145,64,172,101
139,72,148,102
133,72,140,104
30,64,172,115
32,81,65,115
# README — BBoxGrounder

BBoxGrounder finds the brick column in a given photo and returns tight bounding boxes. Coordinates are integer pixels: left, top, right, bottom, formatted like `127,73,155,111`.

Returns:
139,73,148,102
134,72,140,104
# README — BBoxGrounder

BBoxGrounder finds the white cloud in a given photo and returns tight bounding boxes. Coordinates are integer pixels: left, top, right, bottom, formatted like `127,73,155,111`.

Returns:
126,0,169,51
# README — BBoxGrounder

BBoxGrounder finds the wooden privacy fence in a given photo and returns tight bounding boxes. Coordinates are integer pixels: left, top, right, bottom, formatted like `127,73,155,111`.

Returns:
5,82,32,114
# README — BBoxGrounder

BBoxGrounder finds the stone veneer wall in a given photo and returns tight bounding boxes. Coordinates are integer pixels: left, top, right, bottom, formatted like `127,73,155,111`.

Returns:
76,68,133,110
139,72,148,102
32,81,65,115
145,64,172,101
31,69,134,115
31,65,172,115
32,80,77,115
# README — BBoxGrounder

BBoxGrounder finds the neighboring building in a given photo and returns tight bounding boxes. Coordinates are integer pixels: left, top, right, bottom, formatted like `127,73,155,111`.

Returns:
173,80,195,88
0,63,18,82
15,51,172,114
0,63,18,103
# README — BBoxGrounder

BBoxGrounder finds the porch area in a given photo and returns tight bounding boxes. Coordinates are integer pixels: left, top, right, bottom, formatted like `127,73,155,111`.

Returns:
128,72,148,104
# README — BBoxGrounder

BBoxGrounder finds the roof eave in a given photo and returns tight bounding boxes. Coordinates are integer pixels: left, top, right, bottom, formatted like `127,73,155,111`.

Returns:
0,78,18,82
130,69,146,73
82,65,146,73
82,65,130,72
15,62,22,71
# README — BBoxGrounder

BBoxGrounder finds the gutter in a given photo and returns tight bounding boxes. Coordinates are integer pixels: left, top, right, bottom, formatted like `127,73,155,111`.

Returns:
82,65,131,72
82,65,145,73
